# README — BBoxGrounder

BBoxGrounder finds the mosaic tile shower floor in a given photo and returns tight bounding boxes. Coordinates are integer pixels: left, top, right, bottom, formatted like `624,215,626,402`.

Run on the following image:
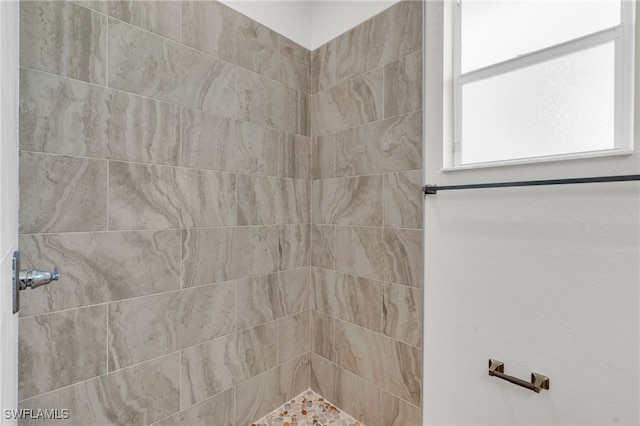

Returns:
251,389,363,426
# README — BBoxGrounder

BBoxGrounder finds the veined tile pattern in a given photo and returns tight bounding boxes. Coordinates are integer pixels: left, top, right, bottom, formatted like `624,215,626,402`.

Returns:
19,0,314,424
310,1,424,422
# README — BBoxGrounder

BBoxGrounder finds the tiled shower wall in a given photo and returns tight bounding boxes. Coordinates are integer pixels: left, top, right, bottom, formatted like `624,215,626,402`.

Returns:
309,1,424,425
17,1,311,424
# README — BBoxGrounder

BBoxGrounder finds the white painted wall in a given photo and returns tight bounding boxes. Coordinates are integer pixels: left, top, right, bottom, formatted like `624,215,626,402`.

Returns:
219,0,399,50
0,1,20,424
423,2,640,424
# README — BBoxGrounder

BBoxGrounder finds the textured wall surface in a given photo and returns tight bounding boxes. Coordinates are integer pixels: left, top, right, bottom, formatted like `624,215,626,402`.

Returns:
309,2,424,425
18,1,311,424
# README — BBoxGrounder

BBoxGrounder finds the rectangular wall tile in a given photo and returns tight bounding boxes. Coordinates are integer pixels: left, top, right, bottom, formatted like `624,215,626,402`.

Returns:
21,1,106,84
278,311,310,364
384,50,423,117
309,354,382,426
236,269,310,331
277,179,310,224
87,1,181,42
180,110,279,176
334,320,421,405
312,176,383,226
383,283,422,347
181,1,238,63
235,354,309,425
19,152,107,234
109,161,236,230
335,226,386,281
18,230,181,317
237,68,309,136
311,40,337,93
20,68,181,165
183,226,279,287
384,171,423,229
335,111,422,177
108,282,235,370
311,310,334,361
381,390,422,426
19,354,180,426
332,0,422,85
312,134,335,179
237,175,277,225
279,36,311,93
310,68,383,136
108,19,235,117
180,323,277,407
311,224,334,269
153,388,234,426
279,133,311,180
312,268,383,332
237,17,279,79
19,305,107,400
382,228,423,287
279,225,310,270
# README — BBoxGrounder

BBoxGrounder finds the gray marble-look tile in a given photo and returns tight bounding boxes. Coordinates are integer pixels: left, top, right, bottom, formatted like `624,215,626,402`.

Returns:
312,134,335,180
237,176,309,226
311,225,335,269
310,310,334,362
18,354,180,426
311,356,382,426
312,175,383,226
19,152,107,234
279,132,311,180
181,110,279,176
312,268,382,332
235,354,309,425
381,389,422,426
384,170,423,229
108,282,235,370
278,311,310,364
384,50,423,118
237,68,309,136
21,1,106,85
85,1,181,42
237,17,279,79
152,388,234,426
383,283,422,347
181,0,238,63
180,323,277,407
182,226,279,287
277,178,310,225
335,226,386,282
334,320,421,405
108,19,235,117
279,225,310,270
311,40,337,93
236,268,310,331
108,161,236,230
332,0,422,85
20,68,181,165
382,228,423,287
18,230,181,317
19,305,107,400
335,111,422,177
311,68,383,137
237,175,277,226
279,36,311,93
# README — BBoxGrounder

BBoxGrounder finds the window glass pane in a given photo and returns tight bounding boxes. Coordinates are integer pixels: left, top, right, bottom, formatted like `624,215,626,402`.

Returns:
461,1,621,73
460,41,615,165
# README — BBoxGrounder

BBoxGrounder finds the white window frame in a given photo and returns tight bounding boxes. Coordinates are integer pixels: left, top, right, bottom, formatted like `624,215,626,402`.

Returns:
448,0,636,170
